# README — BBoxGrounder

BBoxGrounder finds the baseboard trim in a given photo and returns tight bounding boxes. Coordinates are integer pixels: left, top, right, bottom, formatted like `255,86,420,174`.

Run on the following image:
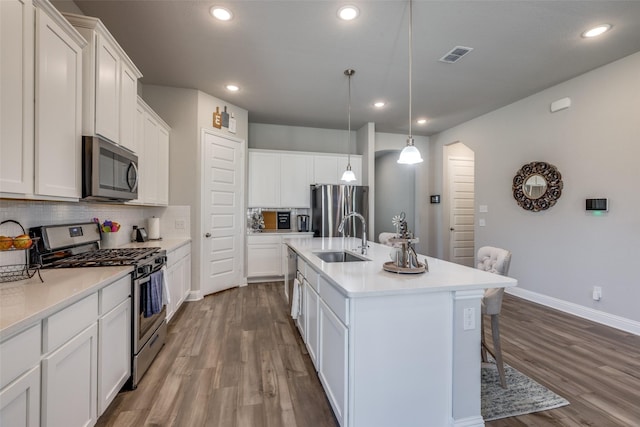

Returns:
506,287,640,336
185,290,203,301
452,415,485,427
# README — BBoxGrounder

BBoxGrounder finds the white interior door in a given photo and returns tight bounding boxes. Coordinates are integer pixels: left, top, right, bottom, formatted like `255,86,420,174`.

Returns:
448,157,475,266
201,129,245,295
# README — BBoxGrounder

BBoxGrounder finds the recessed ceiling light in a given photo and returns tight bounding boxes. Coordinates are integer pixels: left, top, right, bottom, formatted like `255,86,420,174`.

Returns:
210,6,233,21
338,5,359,21
582,24,612,38
373,101,385,108
226,84,239,92
416,118,428,125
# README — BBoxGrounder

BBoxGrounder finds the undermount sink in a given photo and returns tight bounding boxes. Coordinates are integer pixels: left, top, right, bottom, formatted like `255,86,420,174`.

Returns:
313,251,369,263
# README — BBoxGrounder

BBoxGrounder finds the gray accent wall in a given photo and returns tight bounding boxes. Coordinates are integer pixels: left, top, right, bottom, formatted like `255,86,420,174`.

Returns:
374,151,415,241
425,51,640,323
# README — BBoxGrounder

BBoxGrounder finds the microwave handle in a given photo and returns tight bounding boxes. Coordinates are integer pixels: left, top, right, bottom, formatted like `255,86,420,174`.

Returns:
128,161,139,192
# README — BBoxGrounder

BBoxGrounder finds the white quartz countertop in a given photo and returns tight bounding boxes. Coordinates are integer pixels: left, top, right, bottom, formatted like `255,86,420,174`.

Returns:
247,230,314,235
285,237,517,298
0,237,191,339
119,237,191,252
0,266,132,339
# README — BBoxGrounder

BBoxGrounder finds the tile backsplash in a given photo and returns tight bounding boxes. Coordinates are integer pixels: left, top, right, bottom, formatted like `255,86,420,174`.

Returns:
0,200,191,248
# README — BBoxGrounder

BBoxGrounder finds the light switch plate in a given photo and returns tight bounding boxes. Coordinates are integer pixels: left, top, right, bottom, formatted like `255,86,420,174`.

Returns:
479,218,486,227
479,205,488,213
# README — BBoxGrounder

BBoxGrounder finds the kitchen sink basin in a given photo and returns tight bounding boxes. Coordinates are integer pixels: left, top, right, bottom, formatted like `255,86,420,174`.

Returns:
313,251,369,263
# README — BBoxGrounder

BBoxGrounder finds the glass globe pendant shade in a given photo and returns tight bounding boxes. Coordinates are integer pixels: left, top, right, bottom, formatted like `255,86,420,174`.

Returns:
341,165,357,182
397,138,423,164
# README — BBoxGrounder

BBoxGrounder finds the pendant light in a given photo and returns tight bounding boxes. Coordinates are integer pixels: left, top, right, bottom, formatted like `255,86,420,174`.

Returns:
398,0,423,165
341,69,357,182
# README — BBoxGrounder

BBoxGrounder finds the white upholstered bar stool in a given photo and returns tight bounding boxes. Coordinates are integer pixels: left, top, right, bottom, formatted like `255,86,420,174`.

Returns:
378,232,396,246
477,246,512,388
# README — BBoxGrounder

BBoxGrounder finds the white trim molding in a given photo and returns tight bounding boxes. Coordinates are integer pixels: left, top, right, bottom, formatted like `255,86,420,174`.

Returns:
452,415,485,427
507,287,640,336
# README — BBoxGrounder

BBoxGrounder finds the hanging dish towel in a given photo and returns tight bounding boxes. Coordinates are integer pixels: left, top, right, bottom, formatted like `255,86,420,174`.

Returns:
291,278,301,319
144,270,164,317
161,265,170,306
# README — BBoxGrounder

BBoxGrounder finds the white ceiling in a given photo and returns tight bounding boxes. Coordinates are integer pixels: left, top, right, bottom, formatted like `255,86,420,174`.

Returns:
66,0,640,136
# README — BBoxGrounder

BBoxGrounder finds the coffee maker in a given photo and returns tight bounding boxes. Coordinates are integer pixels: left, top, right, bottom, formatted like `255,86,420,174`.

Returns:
297,215,309,232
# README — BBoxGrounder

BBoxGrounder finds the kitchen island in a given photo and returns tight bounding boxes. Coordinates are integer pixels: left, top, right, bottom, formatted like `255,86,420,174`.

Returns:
285,237,517,427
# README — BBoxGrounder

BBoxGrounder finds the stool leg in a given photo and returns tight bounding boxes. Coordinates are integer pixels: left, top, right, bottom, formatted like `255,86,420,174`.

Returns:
481,315,488,363
491,314,507,388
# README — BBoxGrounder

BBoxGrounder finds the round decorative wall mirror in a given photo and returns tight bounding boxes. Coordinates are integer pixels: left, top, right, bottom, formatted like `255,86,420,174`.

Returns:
512,161,563,211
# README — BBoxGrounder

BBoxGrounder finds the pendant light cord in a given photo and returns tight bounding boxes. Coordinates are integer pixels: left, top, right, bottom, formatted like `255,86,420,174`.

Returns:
345,69,354,168
408,0,413,142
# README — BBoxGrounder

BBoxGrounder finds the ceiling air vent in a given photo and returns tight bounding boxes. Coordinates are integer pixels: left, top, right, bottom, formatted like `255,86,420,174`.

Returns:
439,46,474,64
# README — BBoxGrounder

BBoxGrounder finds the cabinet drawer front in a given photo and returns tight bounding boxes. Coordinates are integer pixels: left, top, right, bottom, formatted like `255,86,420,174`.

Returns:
100,275,131,315
167,243,191,267
0,323,41,389
248,234,281,245
319,277,349,325
297,258,308,277
44,293,98,353
305,266,319,292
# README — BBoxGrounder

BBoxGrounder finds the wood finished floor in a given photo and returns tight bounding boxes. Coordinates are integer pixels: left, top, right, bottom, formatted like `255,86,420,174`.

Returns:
96,283,640,427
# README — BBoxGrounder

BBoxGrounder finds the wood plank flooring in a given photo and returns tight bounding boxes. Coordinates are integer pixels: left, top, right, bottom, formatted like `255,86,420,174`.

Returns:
97,283,640,427
485,293,640,427
96,282,337,427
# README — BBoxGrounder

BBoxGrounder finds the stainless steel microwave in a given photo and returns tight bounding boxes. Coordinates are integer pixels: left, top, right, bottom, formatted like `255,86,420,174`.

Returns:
82,136,138,201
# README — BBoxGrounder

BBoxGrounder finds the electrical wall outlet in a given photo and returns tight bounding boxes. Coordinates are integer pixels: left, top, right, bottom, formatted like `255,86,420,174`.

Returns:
463,308,476,330
175,219,186,230
592,286,602,301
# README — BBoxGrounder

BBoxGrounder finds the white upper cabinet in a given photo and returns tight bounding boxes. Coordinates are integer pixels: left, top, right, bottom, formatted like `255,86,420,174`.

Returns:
0,0,34,195
1,0,86,200
280,153,314,208
119,62,139,153
315,154,362,185
248,151,280,208
62,13,142,151
34,1,86,199
313,156,339,185
131,97,170,206
248,149,362,208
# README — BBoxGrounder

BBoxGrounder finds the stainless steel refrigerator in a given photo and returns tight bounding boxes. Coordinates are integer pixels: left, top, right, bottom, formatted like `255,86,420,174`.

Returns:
311,184,369,238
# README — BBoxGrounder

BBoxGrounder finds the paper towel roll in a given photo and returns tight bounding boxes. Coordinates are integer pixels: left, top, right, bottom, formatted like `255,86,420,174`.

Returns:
147,217,160,240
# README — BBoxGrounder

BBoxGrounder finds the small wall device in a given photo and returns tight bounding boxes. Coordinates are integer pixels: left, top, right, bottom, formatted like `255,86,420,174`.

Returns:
585,198,608,212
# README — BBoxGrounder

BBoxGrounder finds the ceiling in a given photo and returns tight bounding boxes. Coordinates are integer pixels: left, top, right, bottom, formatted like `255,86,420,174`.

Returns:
64,0,640,136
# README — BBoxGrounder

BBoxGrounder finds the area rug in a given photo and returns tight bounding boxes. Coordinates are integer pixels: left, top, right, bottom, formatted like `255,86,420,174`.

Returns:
481,361,570,421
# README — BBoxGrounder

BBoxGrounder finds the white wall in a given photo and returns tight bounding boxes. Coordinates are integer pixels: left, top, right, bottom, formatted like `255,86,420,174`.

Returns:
428,52,640,323
375,151,415,240
249,123,354,154
142,85,248,295
375,133,430,254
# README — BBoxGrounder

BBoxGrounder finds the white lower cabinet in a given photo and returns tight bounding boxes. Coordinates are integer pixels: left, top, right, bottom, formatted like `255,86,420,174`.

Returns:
1,274,134,427
166,243,192,322
304,280,320,370
98,298,131,415
0,366,40,427
295,275,306,341
247,235,282,278
42,323,98,427
318,299,348,427
0,322,41,427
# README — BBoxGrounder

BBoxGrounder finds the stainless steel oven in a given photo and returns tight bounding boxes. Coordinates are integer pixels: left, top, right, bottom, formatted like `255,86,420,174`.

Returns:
131,253,167,389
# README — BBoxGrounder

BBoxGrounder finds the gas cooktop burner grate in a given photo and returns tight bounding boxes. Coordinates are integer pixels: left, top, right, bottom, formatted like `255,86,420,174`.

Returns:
48,247,161,268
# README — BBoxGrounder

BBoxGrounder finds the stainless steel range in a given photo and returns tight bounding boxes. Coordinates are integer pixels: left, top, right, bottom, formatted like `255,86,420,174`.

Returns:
30,222,167,389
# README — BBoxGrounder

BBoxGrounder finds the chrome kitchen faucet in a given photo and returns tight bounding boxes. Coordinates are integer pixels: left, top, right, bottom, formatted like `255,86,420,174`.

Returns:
338,212,368,255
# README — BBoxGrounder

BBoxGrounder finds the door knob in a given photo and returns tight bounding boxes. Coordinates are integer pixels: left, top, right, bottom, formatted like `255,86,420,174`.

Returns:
205,232,212,238
450,227,455,231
